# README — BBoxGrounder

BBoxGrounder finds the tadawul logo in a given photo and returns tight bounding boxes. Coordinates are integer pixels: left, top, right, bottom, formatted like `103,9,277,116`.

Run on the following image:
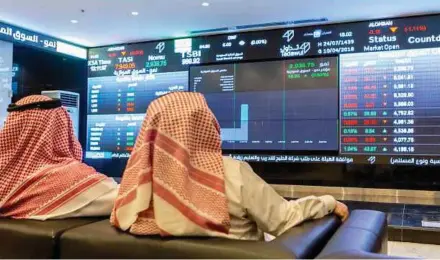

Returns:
283,30,295,42
155,42,165,53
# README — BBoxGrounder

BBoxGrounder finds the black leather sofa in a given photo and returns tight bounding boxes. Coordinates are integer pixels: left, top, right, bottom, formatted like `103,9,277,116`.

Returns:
0,210,401,259
0,218,102,258
60,214,339,259
317,210,394,259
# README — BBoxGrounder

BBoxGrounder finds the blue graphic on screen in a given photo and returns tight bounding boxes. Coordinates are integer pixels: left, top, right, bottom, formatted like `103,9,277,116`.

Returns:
190,57,339,151
221,104,249,141
11,64,19,95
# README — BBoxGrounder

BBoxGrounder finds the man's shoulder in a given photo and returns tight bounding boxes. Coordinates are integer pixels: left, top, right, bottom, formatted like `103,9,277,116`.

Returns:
222,155,242,166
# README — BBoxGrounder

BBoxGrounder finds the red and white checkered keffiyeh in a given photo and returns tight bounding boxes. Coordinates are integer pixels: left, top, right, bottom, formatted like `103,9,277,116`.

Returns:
0,95,114,219
111,92,230,236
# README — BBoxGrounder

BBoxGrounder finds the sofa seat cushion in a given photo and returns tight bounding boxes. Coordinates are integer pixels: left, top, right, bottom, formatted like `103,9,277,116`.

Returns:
0,218,103,259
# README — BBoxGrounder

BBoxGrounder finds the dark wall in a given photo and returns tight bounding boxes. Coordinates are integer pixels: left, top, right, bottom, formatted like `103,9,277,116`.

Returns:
253,162,440,191
12,44,88,147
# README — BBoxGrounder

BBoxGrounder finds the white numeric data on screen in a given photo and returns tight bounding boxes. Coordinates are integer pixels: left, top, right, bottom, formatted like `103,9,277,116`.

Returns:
86,71,188,159
88,71,187,115
340,47,440,155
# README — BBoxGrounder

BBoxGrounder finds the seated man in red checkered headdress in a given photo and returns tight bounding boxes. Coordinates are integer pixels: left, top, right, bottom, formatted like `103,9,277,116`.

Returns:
0,95,118,220
111,92,348,240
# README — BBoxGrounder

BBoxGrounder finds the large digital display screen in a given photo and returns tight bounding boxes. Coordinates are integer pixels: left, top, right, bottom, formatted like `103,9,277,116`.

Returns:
190,57,338,151
86,14,440,166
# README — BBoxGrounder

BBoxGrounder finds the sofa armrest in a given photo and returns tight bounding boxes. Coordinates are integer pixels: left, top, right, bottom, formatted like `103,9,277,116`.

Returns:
317,210,409,259
271,215,341,259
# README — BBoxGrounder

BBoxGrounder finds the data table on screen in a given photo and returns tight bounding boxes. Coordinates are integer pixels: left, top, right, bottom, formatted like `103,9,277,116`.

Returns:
86,114,144,159
340,47,440,155
87,72,187,115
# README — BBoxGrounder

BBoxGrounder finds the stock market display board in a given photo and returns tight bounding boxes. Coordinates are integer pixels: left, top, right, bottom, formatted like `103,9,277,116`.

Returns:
190,57,338,151
87,14,440,166
340,48,440,157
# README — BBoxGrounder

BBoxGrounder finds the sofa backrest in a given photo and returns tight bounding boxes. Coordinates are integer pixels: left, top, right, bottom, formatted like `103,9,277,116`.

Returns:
59,215,341,259
0,218,102,258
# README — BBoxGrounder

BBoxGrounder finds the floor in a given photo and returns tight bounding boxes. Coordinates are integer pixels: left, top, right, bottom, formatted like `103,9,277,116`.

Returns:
389,241,440,258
